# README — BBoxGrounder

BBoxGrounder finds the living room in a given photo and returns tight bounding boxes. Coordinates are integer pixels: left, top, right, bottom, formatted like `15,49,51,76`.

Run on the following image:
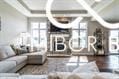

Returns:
0,0,119,79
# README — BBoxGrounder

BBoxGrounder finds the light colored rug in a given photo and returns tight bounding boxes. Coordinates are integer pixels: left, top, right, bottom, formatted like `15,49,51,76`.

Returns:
18,56,88,75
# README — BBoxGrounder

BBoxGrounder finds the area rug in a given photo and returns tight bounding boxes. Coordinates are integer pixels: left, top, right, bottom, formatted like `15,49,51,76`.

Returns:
18,56,88,75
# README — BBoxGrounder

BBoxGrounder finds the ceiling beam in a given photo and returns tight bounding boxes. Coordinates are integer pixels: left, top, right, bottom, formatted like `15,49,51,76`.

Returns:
93,0,114,13
4,0,31,16
31,10,87,14
28,14,91,17
4,0,91,17
17,0,31,11
91,0,114,20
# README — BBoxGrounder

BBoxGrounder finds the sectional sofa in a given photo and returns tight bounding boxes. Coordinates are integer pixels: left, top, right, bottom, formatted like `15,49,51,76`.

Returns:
0,72,119,79
0,45,47,73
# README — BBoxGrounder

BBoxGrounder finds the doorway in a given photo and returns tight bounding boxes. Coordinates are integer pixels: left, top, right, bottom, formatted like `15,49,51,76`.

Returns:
109,30,119,54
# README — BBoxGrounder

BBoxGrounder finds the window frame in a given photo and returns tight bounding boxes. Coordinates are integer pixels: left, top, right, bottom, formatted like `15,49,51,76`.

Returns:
72,22,87,48
31,22,47,46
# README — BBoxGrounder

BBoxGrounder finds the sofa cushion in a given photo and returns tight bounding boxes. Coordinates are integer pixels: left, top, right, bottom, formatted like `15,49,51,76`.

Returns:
0,61,16,73
0,45,16,60
6,56,27,65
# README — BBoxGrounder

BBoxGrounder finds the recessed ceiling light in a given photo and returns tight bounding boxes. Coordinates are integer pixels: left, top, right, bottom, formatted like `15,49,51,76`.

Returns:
95,0,102,2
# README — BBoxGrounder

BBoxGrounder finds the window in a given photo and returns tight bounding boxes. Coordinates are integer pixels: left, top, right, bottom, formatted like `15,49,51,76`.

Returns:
31,23,39,44
109,30,119,54
72,23,87,48
79,23,87,48
31,22,47,48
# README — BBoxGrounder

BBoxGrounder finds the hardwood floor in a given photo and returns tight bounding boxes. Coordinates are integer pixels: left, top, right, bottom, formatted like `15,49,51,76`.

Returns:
88,55,119,72
18,55,119,75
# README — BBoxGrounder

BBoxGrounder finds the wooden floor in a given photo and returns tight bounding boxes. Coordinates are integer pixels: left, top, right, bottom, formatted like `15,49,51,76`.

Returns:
88,55,119,72
18,55,119,75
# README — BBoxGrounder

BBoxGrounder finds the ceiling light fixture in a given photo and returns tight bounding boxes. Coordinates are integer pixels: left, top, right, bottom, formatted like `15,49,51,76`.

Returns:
46,0,83,29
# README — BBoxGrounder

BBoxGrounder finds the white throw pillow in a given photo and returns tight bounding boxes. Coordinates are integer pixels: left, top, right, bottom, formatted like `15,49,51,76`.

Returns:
73,61,99,73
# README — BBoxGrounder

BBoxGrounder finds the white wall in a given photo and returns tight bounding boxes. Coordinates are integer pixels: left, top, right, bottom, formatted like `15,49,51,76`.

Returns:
0,0,27,45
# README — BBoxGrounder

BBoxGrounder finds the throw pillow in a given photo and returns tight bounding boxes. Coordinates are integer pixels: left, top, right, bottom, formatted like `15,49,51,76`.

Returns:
11,45,28,55
4,45,16,57
0,45,16,60
10,45,20,55
73,61,99,73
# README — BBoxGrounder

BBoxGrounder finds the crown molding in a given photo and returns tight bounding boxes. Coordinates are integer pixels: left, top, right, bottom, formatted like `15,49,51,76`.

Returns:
4,0,91,17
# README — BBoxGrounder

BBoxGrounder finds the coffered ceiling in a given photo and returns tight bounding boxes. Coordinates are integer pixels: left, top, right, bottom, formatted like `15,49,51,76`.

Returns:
21,0,94,10
3,0,119,22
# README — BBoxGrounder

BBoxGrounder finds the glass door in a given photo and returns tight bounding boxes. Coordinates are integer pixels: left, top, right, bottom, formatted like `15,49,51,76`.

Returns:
31,22,47,52
109,30,119,54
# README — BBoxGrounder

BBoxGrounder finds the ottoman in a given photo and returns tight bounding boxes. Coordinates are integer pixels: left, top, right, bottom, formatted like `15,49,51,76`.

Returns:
27,52,47,65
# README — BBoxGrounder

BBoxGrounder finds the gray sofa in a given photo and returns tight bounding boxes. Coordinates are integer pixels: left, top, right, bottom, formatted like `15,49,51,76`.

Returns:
0,45,47,73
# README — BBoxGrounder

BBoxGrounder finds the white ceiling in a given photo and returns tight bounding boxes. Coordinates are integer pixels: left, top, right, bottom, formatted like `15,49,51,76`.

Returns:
99,0,119,22
22,0,94,10
3,0,119,22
